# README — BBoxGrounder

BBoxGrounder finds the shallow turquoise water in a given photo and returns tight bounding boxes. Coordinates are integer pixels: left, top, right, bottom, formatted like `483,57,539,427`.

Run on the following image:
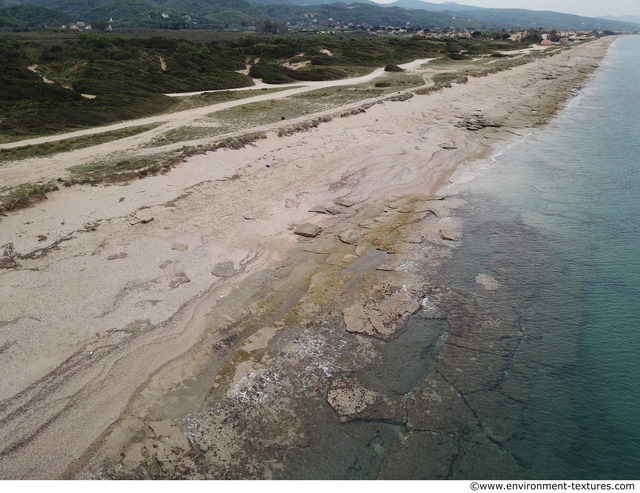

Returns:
443,35,640,479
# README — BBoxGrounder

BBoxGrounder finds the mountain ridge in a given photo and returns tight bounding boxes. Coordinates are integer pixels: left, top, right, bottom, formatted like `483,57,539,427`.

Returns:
1,0,638,31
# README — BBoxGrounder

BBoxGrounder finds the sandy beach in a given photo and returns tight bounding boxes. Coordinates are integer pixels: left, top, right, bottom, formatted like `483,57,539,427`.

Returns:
0,37,614,479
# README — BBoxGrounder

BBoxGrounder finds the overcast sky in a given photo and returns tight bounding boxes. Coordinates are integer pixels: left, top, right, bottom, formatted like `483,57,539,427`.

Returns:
369,0,640,18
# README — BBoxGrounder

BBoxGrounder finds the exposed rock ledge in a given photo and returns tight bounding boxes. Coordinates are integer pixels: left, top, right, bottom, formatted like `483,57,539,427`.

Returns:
327,376,406,424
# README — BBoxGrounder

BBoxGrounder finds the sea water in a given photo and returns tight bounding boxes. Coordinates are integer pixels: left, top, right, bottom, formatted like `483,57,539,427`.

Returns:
441,35,640,479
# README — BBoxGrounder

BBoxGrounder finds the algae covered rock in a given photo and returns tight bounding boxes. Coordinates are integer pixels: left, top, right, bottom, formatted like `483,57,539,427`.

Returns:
327,376,406,424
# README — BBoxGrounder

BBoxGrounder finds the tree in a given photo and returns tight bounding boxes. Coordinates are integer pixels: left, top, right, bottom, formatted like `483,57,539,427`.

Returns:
254,20,288,34
90,19,108,31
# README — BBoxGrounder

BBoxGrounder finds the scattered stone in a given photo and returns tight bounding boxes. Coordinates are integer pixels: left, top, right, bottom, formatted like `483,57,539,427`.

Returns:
107,253,128,260
455,115,503,131
171,243,189,251
439,143,457,150
211,261,235,278
337,229,359,245
439,229,461,241
327,377,406,423
325,207,342,215
159,260,172,269
285,199,300,209
334,198,355,207
37,235,47,242
294,223,322,238
243,215,255,220
169,273,190,289
140,216,154,224
308,206,327,214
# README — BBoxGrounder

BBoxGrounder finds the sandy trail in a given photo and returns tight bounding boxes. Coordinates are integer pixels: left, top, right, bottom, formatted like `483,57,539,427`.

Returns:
0,40,613,479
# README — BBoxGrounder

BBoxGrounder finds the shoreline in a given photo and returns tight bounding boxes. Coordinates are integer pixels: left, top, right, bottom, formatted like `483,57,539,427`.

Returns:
0,37,615,479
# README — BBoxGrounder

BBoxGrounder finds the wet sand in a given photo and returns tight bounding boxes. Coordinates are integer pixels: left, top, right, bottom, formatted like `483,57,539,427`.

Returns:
0,38,614,479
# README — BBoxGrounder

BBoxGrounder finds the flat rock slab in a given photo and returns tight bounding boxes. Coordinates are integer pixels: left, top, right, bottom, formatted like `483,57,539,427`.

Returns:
327,377,406,424
337,229,360,245
308,206,327,214
440,229,461,241
294,223,322,238
107,253,128,260
169,273,190,289
211,261,235,277
407,373,476,434
325,207,342,215
171,243,189,251
379,431,459,480
334,198,355,207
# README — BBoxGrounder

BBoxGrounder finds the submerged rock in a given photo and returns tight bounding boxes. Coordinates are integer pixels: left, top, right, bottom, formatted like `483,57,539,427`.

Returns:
439,229,461,241
327,376,406,423
379,431,459,480
407,373,477,434
211,261,235,278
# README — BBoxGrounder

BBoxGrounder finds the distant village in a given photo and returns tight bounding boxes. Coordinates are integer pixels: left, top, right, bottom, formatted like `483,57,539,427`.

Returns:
48,12,624,41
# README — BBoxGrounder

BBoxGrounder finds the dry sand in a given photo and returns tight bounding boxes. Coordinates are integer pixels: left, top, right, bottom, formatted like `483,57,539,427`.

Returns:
0,38,614,479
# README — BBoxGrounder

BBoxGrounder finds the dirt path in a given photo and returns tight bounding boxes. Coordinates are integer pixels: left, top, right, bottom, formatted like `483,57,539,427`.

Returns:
0,39,614,479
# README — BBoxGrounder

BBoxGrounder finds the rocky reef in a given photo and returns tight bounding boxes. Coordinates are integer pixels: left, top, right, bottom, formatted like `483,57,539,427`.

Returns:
81,191,570,479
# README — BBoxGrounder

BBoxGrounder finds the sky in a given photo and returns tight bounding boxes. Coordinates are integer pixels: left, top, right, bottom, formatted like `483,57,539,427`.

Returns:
369,0,640,18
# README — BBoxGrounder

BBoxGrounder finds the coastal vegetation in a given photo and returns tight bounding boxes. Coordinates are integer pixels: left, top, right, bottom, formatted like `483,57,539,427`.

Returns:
0,122,163,161
0,32,529,140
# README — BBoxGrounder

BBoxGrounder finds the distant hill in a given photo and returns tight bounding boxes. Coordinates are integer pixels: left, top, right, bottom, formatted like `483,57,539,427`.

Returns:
386,0,485,12
1,0,639,31
0,4,74,23
247,0,640,30
448,8,640,30
599,14,640,24
247,0,378,5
